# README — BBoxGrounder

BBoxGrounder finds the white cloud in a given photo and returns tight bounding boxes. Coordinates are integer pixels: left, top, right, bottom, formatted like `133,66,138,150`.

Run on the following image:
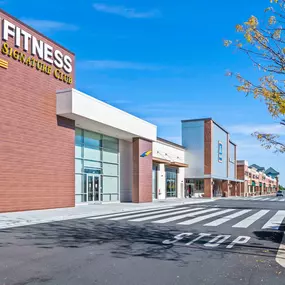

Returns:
227,123,284,136
78,60,165,71
20,19,79,32
93,3,161,18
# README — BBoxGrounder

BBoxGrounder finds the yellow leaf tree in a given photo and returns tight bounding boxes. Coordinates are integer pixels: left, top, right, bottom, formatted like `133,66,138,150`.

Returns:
225,0,285,153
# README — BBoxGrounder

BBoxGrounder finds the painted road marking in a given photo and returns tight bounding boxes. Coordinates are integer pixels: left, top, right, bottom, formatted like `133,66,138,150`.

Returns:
162,232,251,249
153,208,220,224
204,235,231,247
226,236,251,249
129,208,203,222
280,199,285,202
88,206,174,220
109,207,189,221
232,210,270,228
204,209,252,227
185,233,211,246
276,233,285,268
88,208,285,232
262,210,285,230
178,209,235,225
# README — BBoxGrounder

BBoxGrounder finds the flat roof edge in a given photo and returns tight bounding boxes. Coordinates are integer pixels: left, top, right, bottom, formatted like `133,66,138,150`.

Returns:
157,137,185,149
181,117,229,134
181,117,212,123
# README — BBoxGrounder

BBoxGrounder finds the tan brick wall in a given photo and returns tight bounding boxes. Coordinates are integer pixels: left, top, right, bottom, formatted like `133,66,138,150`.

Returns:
132,138,153,203
0,10,75,212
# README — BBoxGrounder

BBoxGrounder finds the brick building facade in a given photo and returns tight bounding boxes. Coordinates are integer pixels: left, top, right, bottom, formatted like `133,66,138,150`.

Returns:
0,10,75,212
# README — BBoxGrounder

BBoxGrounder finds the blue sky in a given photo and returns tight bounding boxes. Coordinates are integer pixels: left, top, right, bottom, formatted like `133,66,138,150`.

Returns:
1,0,284,184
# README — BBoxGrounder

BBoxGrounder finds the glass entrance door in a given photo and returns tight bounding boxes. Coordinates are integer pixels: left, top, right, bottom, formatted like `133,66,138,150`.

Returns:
87,174,100,202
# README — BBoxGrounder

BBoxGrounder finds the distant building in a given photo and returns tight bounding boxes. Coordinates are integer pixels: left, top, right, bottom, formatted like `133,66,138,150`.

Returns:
237,161,279,196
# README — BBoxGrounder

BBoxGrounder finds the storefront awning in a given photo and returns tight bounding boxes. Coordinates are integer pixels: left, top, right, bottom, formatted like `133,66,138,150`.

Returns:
152,157,188,168
169,162,188,168
153,157,170,164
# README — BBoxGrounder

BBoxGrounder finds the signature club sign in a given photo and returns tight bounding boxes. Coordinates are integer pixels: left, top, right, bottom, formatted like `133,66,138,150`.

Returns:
0,17,73,84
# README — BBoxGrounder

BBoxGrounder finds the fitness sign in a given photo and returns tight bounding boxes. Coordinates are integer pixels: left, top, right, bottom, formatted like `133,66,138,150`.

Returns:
0,17,73,84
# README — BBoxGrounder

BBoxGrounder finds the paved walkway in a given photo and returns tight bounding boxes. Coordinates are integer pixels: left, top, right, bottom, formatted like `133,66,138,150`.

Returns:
0,198,214,229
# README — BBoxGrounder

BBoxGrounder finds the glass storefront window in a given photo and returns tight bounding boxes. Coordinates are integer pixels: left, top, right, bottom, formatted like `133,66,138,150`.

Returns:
75,159,83,173
185,179,204,196
102,135,118,163
101,176,118,202
75,128,119,203
166,167,177,197
103,163,118,176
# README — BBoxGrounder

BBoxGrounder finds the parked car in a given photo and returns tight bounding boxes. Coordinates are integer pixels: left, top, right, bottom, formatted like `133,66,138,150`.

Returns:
276,190,284,197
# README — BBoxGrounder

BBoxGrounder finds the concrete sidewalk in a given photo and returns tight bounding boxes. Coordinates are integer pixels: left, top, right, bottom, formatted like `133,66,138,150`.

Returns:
0,198,214,230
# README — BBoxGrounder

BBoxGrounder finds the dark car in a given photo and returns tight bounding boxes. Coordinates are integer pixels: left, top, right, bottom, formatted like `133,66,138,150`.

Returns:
276,190,284,197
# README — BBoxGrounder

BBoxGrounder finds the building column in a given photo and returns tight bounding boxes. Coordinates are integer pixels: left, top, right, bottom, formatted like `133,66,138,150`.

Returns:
230,182,237,196
222,180,230,197
177,168,185,199
157,164,166,200
132,138,153,203
204,178,213,198
237,182,242,197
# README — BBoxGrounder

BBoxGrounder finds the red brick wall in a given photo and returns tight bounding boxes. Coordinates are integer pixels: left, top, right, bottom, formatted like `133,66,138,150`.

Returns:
204,178,213,198
237,164,245,180
204,120,212,175
0,10,76,212
132,138,153,203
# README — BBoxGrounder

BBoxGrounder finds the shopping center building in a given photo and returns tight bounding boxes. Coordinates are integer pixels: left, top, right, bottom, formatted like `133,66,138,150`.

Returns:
0,9,280,212
237,161,279,196
182,118,244,198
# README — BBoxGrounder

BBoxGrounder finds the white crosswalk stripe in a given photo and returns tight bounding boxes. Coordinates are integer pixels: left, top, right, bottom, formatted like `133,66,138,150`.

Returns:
88,206,175,220
109,207,189,221
87,207,285,230
204,209,252,227
226,197,284,202
129,208,204,222
262,210,285,230
232,210,270,228
152,208,220,224
178,209,236,225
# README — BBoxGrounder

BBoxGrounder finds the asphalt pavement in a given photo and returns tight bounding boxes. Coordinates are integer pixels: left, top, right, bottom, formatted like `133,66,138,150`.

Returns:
1,197,285,285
